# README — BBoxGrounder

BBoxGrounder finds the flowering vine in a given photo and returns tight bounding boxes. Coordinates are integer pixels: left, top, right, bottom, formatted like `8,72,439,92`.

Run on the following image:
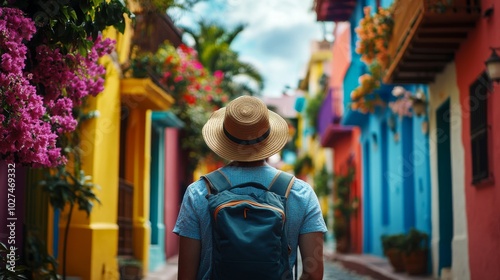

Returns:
0,2,130,277
127,42,230,174
350,5,394,114
0,4,123,167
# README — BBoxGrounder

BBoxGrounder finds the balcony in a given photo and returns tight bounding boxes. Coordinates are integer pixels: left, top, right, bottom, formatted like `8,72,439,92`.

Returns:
314,0,357,22
384,0,481,84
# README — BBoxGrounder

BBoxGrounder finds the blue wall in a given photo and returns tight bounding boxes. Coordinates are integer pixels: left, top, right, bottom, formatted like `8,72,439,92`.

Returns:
149,123,167,272
341,0,432,257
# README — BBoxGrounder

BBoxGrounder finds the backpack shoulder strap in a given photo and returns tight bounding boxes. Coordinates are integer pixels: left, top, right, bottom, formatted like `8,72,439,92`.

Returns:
201,169,232,194
268,171,295,198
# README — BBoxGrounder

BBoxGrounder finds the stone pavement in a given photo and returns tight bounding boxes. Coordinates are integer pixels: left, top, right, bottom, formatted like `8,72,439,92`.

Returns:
143,256,178,280
324,249,436,280
328,254,435,280
144,249,436,280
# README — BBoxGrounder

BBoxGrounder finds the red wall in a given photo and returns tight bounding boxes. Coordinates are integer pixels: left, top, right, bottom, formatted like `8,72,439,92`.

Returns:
327,20,362,254
454,1,500,277
332,128,362,253
164,128,180,258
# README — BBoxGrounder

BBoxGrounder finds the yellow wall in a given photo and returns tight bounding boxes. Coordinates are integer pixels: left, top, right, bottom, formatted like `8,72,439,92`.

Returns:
51,4,179,277
296,49,330,216
58,23,132,279
59,49,122,280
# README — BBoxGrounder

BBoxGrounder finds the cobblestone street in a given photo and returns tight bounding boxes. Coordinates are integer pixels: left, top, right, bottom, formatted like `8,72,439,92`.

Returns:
144,257,373,280
324,261,372,280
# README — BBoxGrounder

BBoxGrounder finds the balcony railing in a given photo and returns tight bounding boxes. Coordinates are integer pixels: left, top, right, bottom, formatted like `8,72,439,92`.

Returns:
384,0,481,84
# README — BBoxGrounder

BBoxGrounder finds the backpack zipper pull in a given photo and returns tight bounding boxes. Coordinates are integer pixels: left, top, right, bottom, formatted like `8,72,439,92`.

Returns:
244,208,248,219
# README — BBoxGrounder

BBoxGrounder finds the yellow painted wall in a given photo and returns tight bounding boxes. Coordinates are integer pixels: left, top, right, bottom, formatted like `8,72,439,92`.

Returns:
296,48,330,217
50,2,178,277
57,22,132,279
58,51,122,280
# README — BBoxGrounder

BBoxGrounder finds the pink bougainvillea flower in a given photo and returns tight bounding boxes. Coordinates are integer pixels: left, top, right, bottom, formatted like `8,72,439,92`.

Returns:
0,7,116,167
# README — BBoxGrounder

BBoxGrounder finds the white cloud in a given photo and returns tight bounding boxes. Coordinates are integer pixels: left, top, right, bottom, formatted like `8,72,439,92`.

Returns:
172,0,329,97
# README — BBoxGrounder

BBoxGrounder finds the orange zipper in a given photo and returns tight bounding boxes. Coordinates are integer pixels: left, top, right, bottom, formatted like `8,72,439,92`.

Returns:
214,200,285,223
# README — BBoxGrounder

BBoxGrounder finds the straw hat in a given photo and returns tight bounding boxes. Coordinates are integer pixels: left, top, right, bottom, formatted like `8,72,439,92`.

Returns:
202,95,289,162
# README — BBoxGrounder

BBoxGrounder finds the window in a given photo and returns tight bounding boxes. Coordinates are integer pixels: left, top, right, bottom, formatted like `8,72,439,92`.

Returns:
469,72,491,184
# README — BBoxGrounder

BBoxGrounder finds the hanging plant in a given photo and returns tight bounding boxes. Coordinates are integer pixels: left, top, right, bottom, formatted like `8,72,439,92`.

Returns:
389,86,427,118
350,5,394,114
305,89,326,130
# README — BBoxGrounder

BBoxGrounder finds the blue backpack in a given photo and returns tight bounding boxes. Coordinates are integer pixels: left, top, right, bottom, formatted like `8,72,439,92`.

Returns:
202,170,296,280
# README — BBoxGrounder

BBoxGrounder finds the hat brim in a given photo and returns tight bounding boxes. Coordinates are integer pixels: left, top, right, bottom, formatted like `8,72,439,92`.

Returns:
202,108,289,162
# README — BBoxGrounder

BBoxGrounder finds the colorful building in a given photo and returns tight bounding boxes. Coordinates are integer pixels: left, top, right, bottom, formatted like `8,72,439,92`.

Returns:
382,0,489,278
312,17,364,253
455,1,500,276
0,4,186,279
314,0,433,267
296,40,333,218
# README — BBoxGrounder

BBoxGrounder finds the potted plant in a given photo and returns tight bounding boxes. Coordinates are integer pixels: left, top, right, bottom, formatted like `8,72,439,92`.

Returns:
381,233,406,272
401,228,429,275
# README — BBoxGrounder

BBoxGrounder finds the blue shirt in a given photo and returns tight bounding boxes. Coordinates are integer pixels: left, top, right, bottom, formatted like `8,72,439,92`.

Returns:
173,164,327,280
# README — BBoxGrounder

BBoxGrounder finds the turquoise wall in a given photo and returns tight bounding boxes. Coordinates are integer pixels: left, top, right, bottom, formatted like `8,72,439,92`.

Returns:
342,0,432,257
149,119,167,272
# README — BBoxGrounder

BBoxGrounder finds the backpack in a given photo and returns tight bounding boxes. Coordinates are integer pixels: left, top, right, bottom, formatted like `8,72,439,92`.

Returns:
202,169,296,280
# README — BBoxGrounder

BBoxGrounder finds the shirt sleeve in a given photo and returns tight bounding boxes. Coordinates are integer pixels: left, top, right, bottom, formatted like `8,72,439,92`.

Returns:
299,186,328,234
173,184,202,240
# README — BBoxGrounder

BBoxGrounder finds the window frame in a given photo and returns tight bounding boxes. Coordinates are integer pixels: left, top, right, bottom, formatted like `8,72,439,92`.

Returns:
469,72,493,185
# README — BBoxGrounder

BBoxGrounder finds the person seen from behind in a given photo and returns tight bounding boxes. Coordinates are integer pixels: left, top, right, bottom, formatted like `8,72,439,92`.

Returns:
173,95,327,280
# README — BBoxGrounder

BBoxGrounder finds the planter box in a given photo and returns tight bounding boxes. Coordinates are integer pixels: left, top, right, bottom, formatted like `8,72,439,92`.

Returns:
403,250,428,275
385,249,405,272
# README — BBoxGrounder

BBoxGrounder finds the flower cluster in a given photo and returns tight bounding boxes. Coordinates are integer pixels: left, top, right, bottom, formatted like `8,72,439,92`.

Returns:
350,73,385,113
350,5,394,114
130,43,228,110
127,42,229,171
389,86,427,118
355,6,394,69
0,8,115,167
350,62,385,113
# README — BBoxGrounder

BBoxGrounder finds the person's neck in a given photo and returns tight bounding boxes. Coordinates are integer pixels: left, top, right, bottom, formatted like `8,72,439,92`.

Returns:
228,160,267,167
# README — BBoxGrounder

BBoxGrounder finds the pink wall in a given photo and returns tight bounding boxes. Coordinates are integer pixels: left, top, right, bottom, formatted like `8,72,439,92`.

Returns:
454,1,500,277
164,128,180,258
330,22,351,117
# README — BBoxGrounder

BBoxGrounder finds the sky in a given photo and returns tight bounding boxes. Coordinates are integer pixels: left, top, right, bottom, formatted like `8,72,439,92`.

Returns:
169,0,334,97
